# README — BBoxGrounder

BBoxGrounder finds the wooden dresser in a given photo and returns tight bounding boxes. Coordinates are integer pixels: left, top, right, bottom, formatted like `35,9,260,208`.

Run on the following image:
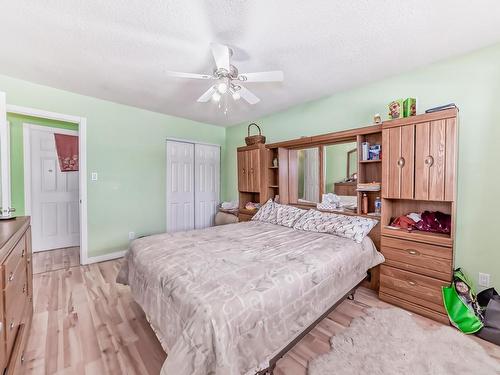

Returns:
0,217,33,374
380,109,458,324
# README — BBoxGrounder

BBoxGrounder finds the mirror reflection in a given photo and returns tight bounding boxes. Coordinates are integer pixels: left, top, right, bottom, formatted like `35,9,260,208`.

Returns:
295,147,320,203
324,142,357,196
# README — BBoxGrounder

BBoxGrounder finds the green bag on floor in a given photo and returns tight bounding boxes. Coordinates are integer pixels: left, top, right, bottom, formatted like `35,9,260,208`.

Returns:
442,268,483,334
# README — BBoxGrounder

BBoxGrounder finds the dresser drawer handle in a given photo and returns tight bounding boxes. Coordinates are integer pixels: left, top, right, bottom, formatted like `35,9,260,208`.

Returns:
407,249,419,256
22,284,27,294
397,157,405,168
21,249,25,258
9,320,14,330
8,272,14,282
21,353,25,364
408,280,417,286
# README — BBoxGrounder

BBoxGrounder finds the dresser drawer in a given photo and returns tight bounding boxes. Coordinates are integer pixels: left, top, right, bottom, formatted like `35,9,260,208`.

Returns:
4,267,28,357
381,236,452,281
3,237,27,288
380,265,448,314
380,291,449,324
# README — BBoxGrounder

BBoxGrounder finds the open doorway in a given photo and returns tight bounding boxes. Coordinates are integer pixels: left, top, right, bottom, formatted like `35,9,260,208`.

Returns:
23,122,79,252
1,97,88,264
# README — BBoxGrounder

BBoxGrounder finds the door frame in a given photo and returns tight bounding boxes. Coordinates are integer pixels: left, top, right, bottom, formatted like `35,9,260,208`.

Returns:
6,104,88,265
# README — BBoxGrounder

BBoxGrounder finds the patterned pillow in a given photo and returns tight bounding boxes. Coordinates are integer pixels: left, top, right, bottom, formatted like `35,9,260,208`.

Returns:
251,199,277,224
293,209,378,243
275,204,307,228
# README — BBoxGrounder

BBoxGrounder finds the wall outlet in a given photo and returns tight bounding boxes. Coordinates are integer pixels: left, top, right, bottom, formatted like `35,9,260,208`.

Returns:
479,272,490,287
128,231,136,240
91,172,98,181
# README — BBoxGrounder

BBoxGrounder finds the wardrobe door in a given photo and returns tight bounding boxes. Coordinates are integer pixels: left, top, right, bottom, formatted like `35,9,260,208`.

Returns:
415,118,456,201
166,141,195,233
383,125,414,199
194,144,220,229
248,149,261,192
237,151,249,192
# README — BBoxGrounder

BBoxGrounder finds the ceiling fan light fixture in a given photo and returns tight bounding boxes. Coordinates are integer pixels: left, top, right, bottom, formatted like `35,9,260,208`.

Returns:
216,81,229,94
212,91,221,102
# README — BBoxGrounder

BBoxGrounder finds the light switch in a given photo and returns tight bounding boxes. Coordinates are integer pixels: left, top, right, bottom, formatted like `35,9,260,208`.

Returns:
91,172,98,181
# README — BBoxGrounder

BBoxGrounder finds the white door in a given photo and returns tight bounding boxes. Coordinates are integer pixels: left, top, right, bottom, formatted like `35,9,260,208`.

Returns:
166,141,195,233
194,144,220,229
30,126,79,251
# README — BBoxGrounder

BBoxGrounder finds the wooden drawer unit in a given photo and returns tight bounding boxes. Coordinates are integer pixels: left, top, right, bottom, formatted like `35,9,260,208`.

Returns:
0,217,33,374
380,237,452,281
380,265,448,314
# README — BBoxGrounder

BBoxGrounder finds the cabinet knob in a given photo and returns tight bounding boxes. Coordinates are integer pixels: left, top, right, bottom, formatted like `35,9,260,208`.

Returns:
407,249,419,256
8,272,14,282
397,157,405,167
408,280,417,286
10,320,14,330
424,155,434,167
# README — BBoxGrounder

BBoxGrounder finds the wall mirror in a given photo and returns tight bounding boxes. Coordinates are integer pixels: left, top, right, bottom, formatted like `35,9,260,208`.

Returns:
324,141,357,196
289,147,320,204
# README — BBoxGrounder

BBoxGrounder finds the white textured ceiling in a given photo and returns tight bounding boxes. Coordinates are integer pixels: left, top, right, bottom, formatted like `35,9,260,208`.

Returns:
1,1,500,126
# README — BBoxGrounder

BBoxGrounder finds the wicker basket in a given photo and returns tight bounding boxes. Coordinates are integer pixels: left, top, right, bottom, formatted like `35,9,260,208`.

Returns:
245,123,266,146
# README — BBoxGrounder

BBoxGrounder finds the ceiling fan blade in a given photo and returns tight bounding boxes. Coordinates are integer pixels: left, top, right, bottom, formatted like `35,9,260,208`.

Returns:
211,43,231,72
166,71,213,80
238,71,284,82
238,86,260,105
197,86,216,102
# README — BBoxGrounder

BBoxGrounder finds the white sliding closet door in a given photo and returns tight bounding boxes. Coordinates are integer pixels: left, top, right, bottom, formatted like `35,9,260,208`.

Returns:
166,140,220,233
194,144,220,229
166,141,195,233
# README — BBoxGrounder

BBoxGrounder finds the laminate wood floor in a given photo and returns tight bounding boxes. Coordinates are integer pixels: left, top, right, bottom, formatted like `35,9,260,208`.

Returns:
32,247,80,274
26,253,500,375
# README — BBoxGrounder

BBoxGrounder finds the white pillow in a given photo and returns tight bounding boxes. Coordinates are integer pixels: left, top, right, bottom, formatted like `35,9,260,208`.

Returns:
251,199,277,224
275,204,307,228
293,209,378,243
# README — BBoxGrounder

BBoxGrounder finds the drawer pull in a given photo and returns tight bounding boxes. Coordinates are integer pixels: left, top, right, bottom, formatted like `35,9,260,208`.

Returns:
21,354,25,364
408,280,417,286
397,157,405,168
21,249,25,257
424,155,434,167
10,320,14,330
8,272,14,282
23,284,26,294
407,249,419,256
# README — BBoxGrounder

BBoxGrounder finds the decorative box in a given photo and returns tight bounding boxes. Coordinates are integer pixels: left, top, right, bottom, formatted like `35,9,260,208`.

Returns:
404,98,417,117
388,99,404,119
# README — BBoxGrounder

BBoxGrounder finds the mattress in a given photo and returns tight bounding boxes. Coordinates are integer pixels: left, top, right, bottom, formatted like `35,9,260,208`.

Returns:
117,221,384,375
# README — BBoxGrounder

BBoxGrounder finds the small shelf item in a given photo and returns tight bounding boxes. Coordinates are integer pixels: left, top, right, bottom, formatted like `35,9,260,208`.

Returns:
357,182,381,192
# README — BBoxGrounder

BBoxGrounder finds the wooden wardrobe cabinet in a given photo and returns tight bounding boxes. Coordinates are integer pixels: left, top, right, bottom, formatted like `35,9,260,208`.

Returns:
382,110,457,201
237,147,261,193
380,109,458,324
0,217,33,374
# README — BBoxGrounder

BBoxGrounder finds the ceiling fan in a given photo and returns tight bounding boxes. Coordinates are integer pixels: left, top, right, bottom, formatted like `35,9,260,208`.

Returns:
166,43,284,105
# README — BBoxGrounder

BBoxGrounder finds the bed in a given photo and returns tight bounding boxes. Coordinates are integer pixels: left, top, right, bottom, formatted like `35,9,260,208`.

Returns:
117,219,384,375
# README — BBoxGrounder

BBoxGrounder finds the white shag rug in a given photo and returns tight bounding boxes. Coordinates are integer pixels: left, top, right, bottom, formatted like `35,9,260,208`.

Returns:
308,308,500,375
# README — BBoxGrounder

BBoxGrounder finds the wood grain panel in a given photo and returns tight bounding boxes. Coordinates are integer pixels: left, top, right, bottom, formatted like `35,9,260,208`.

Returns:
288,150,298,204
386,127,401,198
381,236,452,281
444,117,457,201
278,148,289,204
400,124,415,199
380,265,448,314
429,120,446,201
414,122,430,200
237,151,248,192
249,149,261,192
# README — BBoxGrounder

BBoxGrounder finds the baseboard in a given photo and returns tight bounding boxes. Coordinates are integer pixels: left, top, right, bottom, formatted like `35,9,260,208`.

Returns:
82,249,127,265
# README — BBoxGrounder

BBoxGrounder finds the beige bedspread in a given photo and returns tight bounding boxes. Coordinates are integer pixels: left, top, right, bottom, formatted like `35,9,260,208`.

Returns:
117,221,384,375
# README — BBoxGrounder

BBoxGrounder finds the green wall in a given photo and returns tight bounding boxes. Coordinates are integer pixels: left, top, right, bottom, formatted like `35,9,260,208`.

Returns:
8,113,78,216
225,43,500,289
0,74,226,257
